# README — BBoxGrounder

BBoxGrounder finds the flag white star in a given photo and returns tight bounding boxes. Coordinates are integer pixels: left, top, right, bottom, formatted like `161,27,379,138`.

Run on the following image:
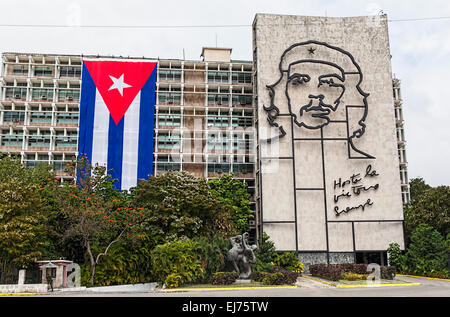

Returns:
108,73,132,96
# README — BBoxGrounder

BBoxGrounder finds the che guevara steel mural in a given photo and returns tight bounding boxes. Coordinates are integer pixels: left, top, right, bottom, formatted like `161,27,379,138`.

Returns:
259,40,383,255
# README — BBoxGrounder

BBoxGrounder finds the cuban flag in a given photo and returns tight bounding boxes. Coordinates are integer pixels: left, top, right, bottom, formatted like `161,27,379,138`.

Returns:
78,60,157,191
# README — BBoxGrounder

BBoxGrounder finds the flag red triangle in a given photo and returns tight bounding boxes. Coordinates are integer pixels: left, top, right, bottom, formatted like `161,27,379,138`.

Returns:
84,60,157,124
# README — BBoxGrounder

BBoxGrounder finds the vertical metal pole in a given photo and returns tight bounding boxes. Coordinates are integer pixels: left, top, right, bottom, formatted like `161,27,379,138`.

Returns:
290,116,299,255
321,127,330,264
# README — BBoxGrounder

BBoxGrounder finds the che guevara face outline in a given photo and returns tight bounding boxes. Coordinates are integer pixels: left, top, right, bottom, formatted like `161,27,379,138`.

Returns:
285,60,346,129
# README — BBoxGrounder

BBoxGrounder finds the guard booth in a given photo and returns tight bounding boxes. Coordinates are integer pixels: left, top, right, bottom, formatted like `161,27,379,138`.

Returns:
37,260,73,289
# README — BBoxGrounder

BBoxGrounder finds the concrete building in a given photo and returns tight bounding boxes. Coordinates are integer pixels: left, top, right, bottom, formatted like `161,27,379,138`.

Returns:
253,13,407,265
0,14,409,261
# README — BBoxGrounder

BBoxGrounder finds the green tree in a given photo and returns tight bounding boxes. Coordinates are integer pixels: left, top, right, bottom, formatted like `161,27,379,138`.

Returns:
405,224,448,276
208,173,254,233
133,172,237,244
57,156,145,286
405,185,450,238
408,177,431,204
387,242,407,273
0,156,55,282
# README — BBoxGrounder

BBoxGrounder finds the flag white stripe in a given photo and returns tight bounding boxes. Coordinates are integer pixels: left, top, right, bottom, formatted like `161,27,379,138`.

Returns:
91,89,110,169
121,92,141,190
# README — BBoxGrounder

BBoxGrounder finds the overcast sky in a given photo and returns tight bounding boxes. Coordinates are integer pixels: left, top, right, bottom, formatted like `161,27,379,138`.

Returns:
1,0,449,187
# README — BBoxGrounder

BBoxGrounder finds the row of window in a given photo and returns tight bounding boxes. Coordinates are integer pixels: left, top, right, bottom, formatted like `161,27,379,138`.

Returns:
158,70,252,84
156,162,254,174
158,93,252,106
1,136,77,147
11,65,82,78
156,134,252,151
2,111,79,124
3,87,80,101
10,65,252,82
2,111,252,127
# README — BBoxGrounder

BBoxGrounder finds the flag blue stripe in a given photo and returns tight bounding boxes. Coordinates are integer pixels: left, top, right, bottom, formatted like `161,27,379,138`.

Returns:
78,63,97,161
107,116,125,190
137,66,157,181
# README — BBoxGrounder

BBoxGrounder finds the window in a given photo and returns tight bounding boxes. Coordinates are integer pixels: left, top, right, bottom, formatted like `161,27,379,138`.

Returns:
232,94,252,106
13,65,28,76
5,87,27,99
34,66,53,77
208,71,229,83
3,111,25,123
30,111,52,123
156,162,180,173
158,110,181,126
60,66,81,78
231,115,253,128
158,92,181,104
28,136,50,147
156,155,181,172
207,162,230,174
55,136,77,147
231,72,252,84
208,94,229,105
232,163,254,174
157,133,181,150
1,134,23,146
207,133,228,151
159,70,182,81
58,89,80,101
32,88,53,100
207,112,229,127
56,112,79,124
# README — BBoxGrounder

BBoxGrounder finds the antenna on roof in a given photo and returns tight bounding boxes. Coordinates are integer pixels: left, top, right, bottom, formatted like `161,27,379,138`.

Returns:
183,48,185,60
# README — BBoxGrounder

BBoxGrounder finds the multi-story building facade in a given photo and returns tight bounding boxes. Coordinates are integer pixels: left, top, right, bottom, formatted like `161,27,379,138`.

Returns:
0,48,258,234
0,45,409,248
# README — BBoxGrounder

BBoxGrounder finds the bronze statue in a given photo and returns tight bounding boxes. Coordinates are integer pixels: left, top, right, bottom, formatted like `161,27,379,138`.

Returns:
227,232,258,279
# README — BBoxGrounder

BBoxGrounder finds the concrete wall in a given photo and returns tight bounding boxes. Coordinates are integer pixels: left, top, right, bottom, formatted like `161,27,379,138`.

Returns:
0,284,47,293
253,14,404,259
201,48,232,63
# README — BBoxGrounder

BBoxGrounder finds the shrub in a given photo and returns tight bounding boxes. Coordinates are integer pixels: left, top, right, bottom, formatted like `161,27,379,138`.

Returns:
250,272,271,283
310,264,397,281
381,266,396,280
309,264,342,281
341,272,368,281
274,252,305,274
262,272,285,285
272,266,299,284
165,273,182,289
194,237,230,282
210,272,239,285
150,239,204,286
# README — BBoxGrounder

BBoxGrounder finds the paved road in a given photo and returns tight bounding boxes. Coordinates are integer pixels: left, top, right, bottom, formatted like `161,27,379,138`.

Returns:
36,276,449,297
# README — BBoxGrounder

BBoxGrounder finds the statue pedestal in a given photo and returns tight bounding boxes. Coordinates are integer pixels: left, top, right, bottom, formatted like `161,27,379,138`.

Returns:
235,279,251,284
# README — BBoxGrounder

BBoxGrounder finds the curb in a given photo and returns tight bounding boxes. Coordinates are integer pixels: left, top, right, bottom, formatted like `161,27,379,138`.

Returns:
0,293,46,296
301,275,421,288
164,285,298,292
335,282,421,288
397,274,450,282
